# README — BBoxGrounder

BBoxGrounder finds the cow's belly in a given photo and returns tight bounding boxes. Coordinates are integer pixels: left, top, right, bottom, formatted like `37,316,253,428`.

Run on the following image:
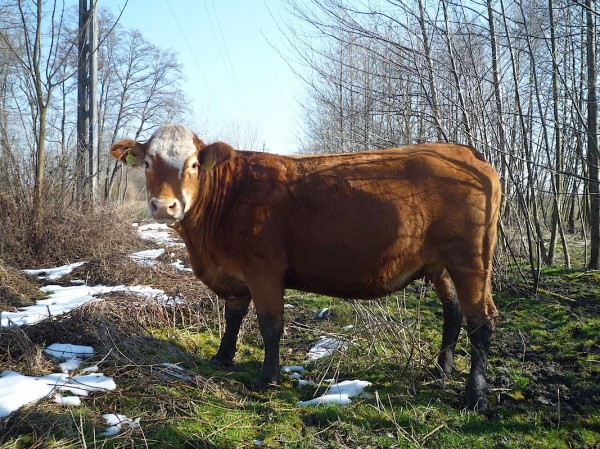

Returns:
284,243,426,299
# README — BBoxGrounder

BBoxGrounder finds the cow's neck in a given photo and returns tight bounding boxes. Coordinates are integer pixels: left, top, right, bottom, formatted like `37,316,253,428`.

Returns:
173,165,231,278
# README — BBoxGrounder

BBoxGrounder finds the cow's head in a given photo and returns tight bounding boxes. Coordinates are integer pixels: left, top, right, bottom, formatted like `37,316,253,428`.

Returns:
110,124,207,225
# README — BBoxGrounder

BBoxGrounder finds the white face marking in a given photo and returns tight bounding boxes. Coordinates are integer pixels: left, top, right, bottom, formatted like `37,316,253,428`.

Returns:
147,124,197,176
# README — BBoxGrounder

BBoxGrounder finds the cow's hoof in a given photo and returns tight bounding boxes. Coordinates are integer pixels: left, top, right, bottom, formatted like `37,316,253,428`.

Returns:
250,377,280,392
432,364,454,379
436,354,455,378
463,388,489,414
464,372,490,413
210,355,234,368
251,379,270,392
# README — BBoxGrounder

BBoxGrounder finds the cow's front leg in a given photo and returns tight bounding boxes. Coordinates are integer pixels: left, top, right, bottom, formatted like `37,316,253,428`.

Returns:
254,312,283,390
212,296,251,366
248,279,284,391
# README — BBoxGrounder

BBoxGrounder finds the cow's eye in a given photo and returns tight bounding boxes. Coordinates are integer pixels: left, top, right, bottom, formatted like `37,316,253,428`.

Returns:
191,162,198,170
144,161,150,169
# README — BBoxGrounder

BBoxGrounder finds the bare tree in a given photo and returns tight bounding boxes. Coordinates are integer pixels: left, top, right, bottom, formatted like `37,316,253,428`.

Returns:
0,0,76,240
98,22,190,201
585,0,599,269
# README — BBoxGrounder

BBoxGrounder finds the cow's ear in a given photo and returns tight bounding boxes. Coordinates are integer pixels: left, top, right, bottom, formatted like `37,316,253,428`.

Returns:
110,139,147,167
198,142,234,171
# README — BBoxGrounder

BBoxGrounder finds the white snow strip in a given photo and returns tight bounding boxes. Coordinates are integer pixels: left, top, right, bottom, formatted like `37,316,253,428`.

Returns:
317,308,330,318
0,369,116,418
305,336,349,362
129,248,165,266
54,394,81,406
1,284,179,328
297,380,372,407
281,365,305,374
58,358,83,373
136,222,181,246
99,413,140,437
44,343,94,360
23,262,86,280
171,259,193,272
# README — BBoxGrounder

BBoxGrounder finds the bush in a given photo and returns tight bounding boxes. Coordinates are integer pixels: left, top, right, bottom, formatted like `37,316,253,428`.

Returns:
0,188,143,269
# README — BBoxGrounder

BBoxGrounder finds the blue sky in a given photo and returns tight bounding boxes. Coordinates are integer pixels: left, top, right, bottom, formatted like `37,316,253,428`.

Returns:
112,0,304,154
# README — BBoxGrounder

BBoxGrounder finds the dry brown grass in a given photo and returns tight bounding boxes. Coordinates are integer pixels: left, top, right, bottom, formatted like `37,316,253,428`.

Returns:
0,189,146,269
0,261,45,310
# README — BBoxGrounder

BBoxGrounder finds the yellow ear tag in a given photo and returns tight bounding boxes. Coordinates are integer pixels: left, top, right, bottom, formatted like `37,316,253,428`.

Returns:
201,159,216,171
125,151,137,167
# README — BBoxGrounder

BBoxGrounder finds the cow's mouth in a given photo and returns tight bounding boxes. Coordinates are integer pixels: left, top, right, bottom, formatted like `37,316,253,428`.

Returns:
147,197,184,224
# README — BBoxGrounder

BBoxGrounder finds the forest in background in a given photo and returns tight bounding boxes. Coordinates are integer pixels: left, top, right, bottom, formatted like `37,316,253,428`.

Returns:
0,0,598,286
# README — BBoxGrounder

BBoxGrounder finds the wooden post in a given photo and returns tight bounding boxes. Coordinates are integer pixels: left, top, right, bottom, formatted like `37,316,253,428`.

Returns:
77,0,98,206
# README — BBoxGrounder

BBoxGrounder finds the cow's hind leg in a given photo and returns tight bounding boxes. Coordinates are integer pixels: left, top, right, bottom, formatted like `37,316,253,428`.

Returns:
212,296,251,366
449,269,498,413
433,270,463,376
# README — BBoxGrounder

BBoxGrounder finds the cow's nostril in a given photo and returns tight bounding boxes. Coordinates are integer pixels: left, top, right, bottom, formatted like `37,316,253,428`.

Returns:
169,202,177,210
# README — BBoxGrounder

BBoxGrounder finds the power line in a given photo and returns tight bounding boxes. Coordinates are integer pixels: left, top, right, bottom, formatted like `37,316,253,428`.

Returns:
203,0,250,120
165,0,224,115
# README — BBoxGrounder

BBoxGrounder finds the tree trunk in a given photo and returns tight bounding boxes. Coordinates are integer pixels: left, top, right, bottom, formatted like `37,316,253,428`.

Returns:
548,0,570,268
441,0,473,148
585,0,599,269
486,0,509,215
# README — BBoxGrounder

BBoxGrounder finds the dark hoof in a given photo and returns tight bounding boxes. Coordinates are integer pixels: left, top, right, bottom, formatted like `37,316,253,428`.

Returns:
464,372,490,413
251,379,271,392
210,355,234,368
463,388,490,413
433,364,454,379
250,376,280,392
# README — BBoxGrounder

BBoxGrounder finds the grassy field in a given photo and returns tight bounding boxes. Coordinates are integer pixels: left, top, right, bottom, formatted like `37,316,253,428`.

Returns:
1,246,599,448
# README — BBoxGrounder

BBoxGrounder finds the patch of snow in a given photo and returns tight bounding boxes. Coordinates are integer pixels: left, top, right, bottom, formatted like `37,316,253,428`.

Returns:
171,259,193,272
129,248,165,266
1,284,179,328
297,379,372,407
99,413,140,437
297,379,317,388
281,365,305,374
54,394,81,406
305,336,349,362
59,359,83,373
316,307,330,319
23,262,86,280
45,343,94,360
0,367,116,418
45,344,94,374
154,363,192,383
136,222,181,246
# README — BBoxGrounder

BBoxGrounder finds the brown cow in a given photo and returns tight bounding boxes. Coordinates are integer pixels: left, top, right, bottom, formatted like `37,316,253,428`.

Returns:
111,124,501,412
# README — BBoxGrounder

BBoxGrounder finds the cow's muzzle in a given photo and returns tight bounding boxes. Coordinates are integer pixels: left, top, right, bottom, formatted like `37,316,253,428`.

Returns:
148,197,184,224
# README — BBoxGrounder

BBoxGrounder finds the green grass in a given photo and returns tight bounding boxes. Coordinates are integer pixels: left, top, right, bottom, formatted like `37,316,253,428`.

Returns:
1,268,599,448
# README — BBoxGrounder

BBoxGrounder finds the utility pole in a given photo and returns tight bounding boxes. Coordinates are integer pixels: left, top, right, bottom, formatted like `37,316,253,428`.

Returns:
77,0,98,206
